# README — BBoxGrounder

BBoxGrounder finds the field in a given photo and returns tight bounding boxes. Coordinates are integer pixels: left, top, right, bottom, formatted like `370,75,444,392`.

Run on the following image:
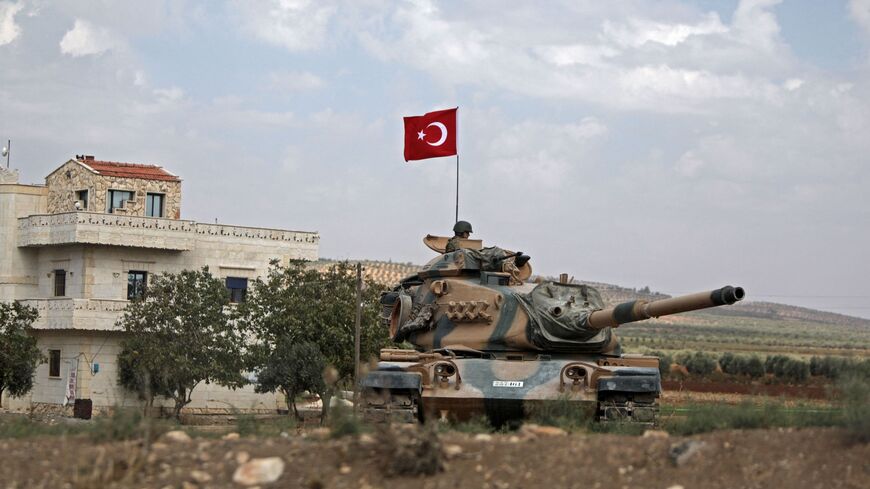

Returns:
2,259,867,487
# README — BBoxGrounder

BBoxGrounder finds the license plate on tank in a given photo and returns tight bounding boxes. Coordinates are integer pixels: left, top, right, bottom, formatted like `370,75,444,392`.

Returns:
492,381,524,387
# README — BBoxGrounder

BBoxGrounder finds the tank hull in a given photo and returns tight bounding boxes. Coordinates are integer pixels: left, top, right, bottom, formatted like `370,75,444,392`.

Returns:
362,351,660,426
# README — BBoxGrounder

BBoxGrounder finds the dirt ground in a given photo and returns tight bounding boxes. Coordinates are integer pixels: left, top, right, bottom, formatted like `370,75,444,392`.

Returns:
1,426,867,489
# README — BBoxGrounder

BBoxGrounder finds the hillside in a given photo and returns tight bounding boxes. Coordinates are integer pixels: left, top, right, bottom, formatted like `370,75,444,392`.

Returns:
316,259,870,330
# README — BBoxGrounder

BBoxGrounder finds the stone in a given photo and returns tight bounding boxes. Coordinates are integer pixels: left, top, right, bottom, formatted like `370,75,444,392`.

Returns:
181,482,197,489
669,440,706,467
358,433,376,445
308,427,331,440
642,429,670,439
235,451,251,464
666,486,685,489
443,444,463,459
161,430,192,443
520,424,566,437
190,470,212,483
233,457,286,486
339,464,352,475
473,433,493,442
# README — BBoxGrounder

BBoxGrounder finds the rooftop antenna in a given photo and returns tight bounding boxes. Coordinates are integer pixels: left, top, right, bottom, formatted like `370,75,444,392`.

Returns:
1,140,9,168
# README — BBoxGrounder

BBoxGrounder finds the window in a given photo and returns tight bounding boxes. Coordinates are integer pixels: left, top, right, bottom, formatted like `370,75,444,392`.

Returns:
146,193,164,217
127,271,148,300
226,277,248,303
75,189,89,210
53,270,66,297
107,189,135,213
48,350,61,377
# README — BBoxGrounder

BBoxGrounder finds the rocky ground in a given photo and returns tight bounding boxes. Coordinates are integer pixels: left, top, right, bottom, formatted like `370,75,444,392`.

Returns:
1,425,867,489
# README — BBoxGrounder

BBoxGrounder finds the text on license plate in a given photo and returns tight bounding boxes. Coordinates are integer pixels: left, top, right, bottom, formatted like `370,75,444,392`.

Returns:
492,381,524,388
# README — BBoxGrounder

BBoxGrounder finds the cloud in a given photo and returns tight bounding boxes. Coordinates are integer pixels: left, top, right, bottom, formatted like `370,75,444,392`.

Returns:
850,0,870,34
232,0,336,51
602,13,728,48
268,70,324,91
357,0,791,112
0,1,23,46
59,19,121,57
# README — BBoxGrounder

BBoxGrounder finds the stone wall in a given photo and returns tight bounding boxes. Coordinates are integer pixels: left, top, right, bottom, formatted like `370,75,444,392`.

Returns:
46,160,182,218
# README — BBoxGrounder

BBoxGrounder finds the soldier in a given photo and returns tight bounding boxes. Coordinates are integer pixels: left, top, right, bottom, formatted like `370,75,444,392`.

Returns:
446,220,473,252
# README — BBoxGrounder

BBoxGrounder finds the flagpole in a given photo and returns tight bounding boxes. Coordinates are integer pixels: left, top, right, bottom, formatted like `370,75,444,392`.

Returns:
455,106,459,223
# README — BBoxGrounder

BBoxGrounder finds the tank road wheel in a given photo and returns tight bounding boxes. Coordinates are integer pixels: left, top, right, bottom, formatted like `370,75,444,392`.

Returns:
597,392,659,426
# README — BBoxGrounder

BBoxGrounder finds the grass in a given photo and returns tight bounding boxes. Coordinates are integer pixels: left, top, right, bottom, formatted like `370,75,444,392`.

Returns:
661,401,842,436
234,413,297,437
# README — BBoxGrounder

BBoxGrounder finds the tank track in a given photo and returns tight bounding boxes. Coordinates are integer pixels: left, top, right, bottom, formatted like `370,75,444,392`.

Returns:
361,392,420,424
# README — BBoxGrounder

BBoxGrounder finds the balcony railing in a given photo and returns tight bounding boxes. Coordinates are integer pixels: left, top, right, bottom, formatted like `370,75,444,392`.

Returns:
17,212,319,251
19,298,129,331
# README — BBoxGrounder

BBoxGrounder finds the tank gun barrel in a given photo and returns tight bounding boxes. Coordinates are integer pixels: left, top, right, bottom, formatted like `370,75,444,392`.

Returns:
587,285,745,330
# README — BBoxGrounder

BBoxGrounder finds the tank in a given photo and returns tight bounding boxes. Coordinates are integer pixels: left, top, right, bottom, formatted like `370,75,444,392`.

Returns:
361,235,745,425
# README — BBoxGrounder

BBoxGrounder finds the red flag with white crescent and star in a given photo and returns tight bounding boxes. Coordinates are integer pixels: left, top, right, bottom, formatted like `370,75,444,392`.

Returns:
403,108,457,162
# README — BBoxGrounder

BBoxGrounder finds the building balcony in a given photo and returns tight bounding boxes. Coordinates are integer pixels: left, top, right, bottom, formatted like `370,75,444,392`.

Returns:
17,212,319,251
19,298,128,331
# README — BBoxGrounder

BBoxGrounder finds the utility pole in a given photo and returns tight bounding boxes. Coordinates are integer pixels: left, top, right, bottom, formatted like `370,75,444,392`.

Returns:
353,262,362,413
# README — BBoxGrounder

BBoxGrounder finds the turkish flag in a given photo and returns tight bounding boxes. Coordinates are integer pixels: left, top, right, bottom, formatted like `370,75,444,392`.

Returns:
403,108,457,161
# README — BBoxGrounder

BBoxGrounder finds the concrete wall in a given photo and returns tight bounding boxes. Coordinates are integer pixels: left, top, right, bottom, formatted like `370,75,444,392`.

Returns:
3,331,287,414
0,172,47,301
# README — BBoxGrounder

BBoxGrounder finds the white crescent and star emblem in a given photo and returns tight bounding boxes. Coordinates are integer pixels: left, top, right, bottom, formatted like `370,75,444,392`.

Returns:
416,122,448,147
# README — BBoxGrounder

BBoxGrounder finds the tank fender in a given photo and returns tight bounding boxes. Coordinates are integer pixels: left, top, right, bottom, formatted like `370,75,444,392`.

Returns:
361,370,423,393
597,367,661,394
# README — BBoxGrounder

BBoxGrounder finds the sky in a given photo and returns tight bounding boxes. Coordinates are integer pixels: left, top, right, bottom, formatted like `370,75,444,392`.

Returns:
1,0,869,319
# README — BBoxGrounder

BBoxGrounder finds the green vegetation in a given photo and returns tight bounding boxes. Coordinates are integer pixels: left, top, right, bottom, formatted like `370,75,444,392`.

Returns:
525,396,596,432
240,260,388,384
255,340,332,422
0,302,44,407
619,312,870,357
662,401,841,436
234,413,297,437
0,409,173,441
117,267,247,419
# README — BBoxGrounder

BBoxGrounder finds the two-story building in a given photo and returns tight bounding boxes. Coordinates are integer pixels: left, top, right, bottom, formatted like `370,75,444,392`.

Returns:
0,156,319,416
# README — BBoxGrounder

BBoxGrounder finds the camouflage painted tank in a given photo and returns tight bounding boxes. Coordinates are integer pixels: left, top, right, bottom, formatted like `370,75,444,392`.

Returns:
361,235,745,425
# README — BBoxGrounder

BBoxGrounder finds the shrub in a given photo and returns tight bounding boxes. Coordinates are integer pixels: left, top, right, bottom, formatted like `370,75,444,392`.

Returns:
837,374,870,443
743,355,765,378
765,355,789,376
676,351,717,376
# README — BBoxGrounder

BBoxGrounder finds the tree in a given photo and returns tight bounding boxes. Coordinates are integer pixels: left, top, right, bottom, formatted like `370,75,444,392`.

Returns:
0,302,44,407
239,260,389,385
117,268,246,419
254,338,332,422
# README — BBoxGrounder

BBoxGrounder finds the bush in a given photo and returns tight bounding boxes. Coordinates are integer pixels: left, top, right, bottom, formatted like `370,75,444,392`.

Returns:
743,355,765,378
665,401,840,436
676,351,717,376
89,408,170,443
765,355,809,383
838,373,870,443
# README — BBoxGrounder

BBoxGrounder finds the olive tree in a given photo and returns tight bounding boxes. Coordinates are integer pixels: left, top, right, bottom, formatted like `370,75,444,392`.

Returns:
0,302,44,407
254,338,332,422
117,268,246,419
239,260,389,384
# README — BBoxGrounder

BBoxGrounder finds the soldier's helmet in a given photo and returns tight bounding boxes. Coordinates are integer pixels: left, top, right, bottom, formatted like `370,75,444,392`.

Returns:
453,220,473,234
